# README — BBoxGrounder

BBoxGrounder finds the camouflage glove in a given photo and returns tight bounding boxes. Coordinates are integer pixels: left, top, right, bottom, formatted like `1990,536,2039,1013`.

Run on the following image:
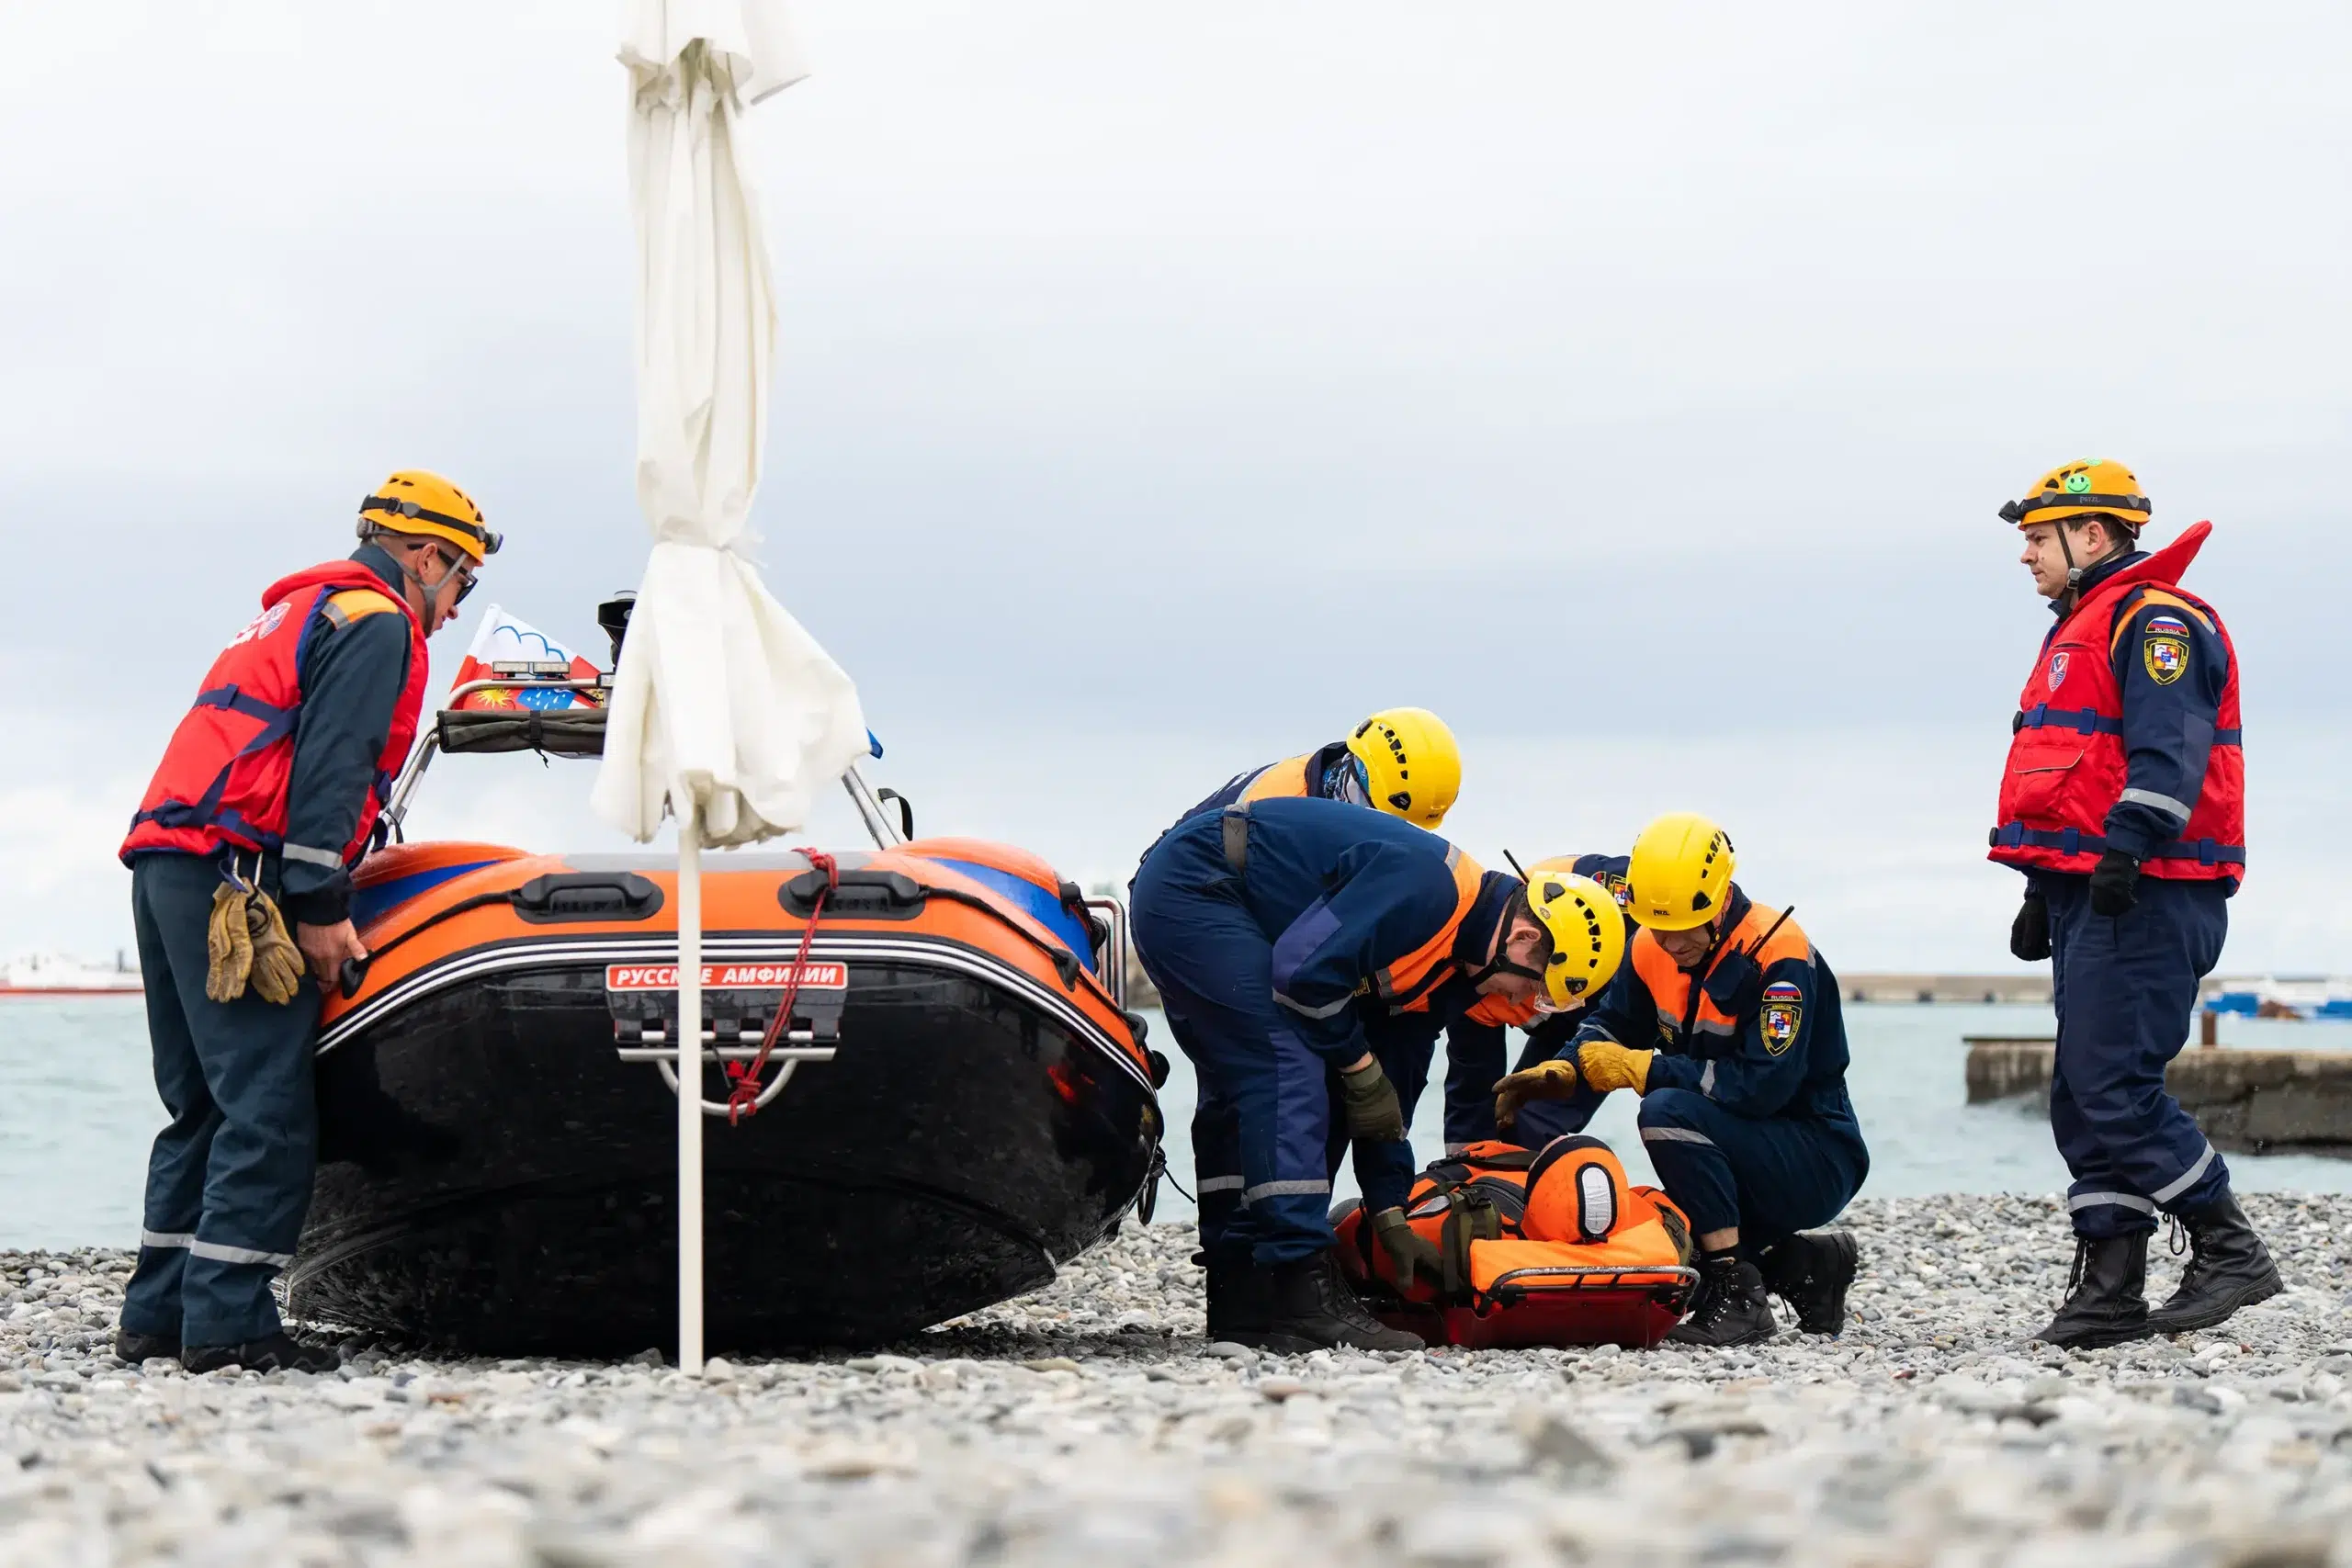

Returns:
243,891,306,1006
1492,1056,1580,1127
1576,1039,1654,1095
1337,1057,1408,1144
205,885,254,1003
1372,1207,1445,1292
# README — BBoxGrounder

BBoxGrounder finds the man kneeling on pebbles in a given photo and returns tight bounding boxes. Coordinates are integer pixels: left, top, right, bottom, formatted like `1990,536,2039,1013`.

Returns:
1495,814,1869,1348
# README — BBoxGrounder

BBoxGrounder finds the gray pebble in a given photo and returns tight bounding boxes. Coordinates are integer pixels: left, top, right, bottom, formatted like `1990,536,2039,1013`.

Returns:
1,1193,2349,1562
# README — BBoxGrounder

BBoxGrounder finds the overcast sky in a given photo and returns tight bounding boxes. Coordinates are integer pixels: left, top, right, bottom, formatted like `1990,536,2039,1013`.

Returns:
2,1,2346,973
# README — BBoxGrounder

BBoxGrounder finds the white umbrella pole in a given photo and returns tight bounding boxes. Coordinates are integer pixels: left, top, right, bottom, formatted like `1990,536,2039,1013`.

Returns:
676,808,706,1375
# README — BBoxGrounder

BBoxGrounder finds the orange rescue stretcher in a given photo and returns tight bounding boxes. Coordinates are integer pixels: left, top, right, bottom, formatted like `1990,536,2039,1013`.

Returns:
1332,1137,1700,1349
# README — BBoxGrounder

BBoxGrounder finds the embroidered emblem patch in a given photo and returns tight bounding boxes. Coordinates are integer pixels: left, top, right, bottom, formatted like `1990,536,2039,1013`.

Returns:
1592,869,1632,909
1759,981,1803,1055
2046,650,2070,691
2143,631,2188,686
229,602,290,647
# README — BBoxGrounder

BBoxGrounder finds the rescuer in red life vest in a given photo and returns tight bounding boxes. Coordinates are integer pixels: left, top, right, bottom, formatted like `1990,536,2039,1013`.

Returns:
111,471,494,1374
1992,459,2279,1348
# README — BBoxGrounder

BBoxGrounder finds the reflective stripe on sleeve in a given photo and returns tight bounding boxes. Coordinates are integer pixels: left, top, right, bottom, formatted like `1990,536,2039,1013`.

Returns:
1640,1126,1716,1149
1272,991,1353,1021
140,1230,194,1249
2151,1144,2219,1205
1195,1176,1246,1195
2117,788,2194,822
1699,1061,1716,1097
281,842,345,869
187,1239,294,1268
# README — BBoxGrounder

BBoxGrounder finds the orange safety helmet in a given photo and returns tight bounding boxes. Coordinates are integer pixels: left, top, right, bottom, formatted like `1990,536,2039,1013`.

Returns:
1998,458,2151,535
358,470,502,562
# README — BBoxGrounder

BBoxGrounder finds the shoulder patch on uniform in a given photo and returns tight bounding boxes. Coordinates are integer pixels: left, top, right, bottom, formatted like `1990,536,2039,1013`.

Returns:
2046,650,2070,691
2143,625,2189,685
322,589,402,628
1759,981,1803,1055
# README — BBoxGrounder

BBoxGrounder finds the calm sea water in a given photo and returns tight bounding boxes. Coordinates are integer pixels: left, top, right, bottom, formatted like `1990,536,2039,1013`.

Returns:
3,998,2346,1249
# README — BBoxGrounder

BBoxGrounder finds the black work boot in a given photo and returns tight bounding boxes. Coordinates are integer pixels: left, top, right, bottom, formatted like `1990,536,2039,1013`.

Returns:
1197,1250,1270,1343
1758,1231,1860,1336
1667,1257,1778,1348
112,1326,179,1364
2146,1194,2283,1336
2033,1234,2151,1349
180,1333,342,1375
1245,1249,1424,1354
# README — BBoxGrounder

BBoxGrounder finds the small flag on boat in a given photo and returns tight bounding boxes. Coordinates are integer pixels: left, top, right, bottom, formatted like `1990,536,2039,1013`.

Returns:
448,606,606,711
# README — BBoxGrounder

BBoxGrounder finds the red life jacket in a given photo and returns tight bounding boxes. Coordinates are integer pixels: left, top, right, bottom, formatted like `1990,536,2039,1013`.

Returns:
120,562,428,867
1987,521,2245,880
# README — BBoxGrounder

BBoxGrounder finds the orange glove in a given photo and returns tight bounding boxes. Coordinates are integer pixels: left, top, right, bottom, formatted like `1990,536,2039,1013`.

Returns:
1492,1057,1580,1127
1576,1039,1653,1095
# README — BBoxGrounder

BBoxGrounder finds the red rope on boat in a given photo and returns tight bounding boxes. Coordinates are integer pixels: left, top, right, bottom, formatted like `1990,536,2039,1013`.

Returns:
724,848,838,1124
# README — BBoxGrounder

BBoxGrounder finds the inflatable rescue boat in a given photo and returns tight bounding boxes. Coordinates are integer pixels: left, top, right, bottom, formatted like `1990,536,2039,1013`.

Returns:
1334,1138,1699,1348
286,604,1165,1354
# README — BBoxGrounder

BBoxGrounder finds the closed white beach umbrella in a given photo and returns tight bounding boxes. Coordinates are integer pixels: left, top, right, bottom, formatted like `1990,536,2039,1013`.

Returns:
596,0,869,1373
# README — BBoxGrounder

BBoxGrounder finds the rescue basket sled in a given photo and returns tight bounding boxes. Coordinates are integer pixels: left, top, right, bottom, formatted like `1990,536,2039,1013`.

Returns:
285,604,1165,1355
1332,1139,1699,1349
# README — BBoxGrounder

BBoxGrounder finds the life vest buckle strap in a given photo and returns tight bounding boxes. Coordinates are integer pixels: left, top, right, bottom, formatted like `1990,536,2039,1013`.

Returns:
2013,704,2122,737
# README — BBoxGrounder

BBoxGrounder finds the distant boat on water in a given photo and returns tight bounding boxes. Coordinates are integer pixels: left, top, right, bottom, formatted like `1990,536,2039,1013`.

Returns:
0,952,141,997
2203,975,2352,1021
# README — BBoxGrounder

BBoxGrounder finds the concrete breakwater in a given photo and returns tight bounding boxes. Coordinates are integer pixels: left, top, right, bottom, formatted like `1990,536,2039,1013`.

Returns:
1967,1038,2352,1156
3,1192,2350,1564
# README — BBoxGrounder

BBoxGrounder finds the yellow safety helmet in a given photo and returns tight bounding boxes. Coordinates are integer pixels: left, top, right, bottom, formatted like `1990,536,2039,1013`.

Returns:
1623,812,1737,931
1522,869,1627,1008
1347,707,1462,829
358,469,503,563
1997,458,2151,535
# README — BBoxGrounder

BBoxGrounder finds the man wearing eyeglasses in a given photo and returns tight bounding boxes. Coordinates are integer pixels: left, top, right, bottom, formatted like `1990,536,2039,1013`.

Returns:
113,469,495,1374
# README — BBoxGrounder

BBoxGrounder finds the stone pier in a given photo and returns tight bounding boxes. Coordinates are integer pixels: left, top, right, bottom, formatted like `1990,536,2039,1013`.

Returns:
1963,1036,2352,1156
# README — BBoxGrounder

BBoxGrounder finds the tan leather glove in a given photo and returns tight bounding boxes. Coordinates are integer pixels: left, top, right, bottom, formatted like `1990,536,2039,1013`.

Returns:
243,891,306,1006
1337,1057,1408,1143
206,885,254,1003
1492,1056,1580,1127
1576,1039,1654,1095
1372,1207,1445,1292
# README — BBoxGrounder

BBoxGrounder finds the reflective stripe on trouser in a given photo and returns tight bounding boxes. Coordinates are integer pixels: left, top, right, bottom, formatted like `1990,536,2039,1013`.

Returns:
1324,1017,1435,1219
1132,833,1336,1265
2045,874,2232,1238
121,852,321,1347
1635,1089,1869,1241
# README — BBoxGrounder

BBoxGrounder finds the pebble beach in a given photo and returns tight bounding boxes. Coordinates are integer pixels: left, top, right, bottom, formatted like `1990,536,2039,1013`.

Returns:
3,1191,2349,1566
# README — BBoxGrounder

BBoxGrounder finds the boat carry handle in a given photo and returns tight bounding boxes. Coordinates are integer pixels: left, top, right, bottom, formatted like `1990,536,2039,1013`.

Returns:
779,868,926,919
619,1035,840,1119
511,872,664,923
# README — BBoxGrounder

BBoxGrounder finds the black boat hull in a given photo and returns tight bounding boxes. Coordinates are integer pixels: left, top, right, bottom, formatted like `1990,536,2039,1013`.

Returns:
293,951,1160,1353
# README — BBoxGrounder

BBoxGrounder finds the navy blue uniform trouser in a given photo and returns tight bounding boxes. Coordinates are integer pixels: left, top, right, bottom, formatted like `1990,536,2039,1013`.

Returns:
1635,1091,1868,1242
2043,872,2231,1239
121,852,322,1347
1132,829,1339,1267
